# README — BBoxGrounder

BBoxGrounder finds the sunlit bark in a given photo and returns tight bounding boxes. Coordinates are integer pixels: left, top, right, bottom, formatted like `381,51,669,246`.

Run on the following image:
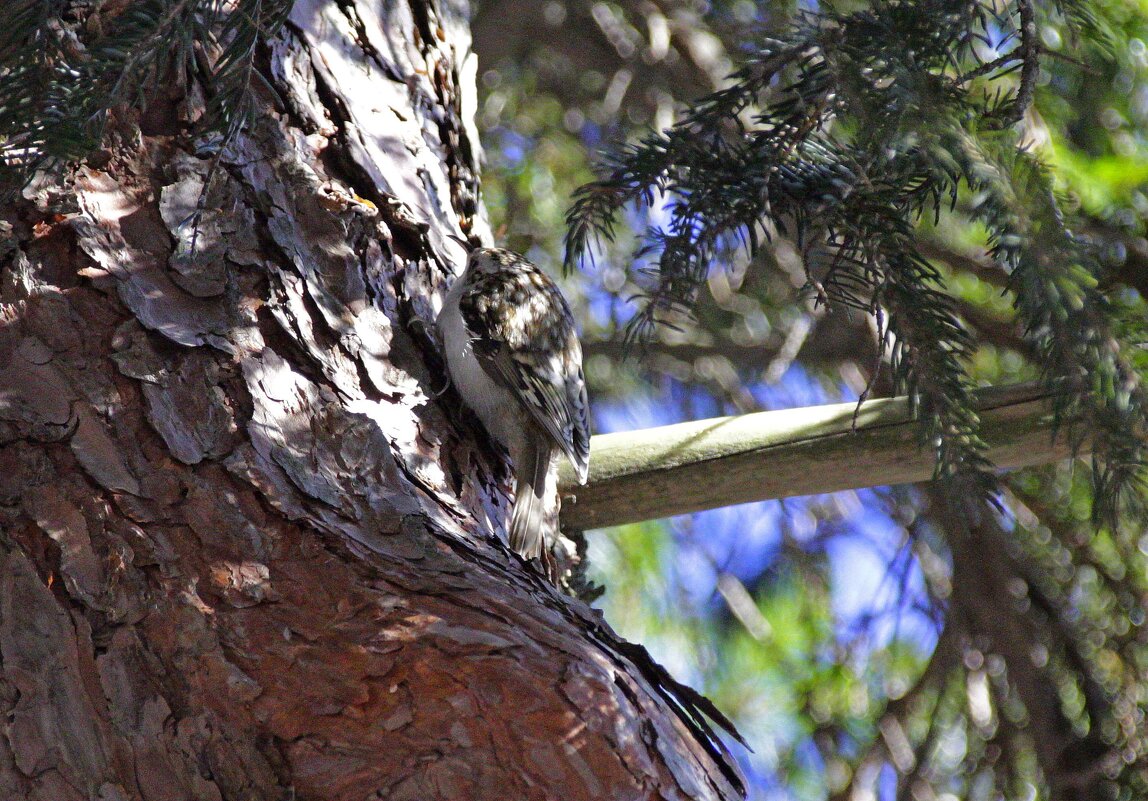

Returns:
0,2,742,799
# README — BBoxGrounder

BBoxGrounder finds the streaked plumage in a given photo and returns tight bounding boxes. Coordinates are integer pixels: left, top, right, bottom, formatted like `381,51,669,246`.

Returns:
439,245,590,569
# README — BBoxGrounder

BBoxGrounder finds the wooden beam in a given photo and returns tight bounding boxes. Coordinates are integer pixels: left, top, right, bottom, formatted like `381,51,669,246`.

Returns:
558,383,1078,530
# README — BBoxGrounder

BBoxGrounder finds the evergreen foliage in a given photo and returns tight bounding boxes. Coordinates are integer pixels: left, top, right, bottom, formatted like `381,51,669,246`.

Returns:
565,0,1146,512
480,0,1148,797
0,0,292,190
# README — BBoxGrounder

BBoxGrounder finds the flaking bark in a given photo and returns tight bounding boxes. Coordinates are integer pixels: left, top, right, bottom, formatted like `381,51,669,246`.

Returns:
0,1,743,799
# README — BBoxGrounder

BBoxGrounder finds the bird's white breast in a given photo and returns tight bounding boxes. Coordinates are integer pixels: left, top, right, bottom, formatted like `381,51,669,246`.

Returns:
440,276,529,457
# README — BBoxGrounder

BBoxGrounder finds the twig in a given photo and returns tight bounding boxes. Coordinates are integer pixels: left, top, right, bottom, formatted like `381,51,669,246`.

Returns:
988,0,1038,128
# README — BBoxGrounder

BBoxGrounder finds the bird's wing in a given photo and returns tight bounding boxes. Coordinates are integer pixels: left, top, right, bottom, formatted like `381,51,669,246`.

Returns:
460,263,591,483
470,336,589,483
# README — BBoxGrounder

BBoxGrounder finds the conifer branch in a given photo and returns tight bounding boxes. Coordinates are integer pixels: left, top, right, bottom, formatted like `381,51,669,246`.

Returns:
565,0,1147,519
0,0,292,192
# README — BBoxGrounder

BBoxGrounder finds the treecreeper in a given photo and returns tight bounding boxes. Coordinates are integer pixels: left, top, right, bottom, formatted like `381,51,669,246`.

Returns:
438,237,591,579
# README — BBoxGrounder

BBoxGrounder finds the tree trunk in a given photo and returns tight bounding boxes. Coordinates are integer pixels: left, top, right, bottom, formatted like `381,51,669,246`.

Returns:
0,2,742,799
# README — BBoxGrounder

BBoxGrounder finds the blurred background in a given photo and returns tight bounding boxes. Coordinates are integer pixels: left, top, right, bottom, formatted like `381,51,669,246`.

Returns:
470,2,1148,799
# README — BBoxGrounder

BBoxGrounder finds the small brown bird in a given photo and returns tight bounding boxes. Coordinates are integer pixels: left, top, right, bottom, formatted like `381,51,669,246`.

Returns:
438,240,590,567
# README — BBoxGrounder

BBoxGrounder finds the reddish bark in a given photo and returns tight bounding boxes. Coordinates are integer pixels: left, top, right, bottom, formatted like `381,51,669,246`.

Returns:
0,1,741,799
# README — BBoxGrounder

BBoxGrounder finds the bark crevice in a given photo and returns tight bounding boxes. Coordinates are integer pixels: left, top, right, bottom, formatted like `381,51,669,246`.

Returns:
0,2,746,799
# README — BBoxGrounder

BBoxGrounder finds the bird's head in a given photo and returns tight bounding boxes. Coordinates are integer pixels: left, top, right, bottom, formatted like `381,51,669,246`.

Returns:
448,235,528,277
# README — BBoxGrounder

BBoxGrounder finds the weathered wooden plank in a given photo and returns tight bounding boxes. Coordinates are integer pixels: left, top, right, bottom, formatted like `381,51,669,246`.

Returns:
559,383,1078,529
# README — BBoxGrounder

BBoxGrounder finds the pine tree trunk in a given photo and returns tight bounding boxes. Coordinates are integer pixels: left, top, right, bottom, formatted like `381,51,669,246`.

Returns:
0,2,742,799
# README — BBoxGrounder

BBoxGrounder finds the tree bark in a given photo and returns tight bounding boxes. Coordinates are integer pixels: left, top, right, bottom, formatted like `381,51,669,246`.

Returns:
0,2,742,800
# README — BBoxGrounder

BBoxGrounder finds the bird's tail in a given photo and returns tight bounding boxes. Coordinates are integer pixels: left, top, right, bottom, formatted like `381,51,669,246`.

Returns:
509,439,557,562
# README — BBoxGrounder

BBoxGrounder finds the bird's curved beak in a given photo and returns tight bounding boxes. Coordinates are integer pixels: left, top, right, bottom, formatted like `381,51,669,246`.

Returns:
446,233,474,253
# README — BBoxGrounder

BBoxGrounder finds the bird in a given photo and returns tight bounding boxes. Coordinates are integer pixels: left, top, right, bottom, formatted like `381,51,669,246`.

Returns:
438,237,590,572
